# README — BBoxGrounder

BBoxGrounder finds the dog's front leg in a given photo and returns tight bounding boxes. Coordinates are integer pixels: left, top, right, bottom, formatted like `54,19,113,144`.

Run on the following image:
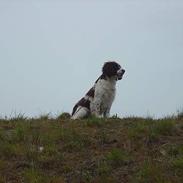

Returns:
104,108,110,118
90,98,102,118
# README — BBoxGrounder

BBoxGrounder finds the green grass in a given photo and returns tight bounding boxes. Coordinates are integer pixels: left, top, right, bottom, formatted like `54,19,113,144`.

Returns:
106,148,132,167
85,115,106,127
0,115,183,182
133,160,169,183
126,118,176,146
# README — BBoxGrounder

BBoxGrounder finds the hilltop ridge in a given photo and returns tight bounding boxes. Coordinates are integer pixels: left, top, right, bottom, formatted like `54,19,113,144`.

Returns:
0,115,183,183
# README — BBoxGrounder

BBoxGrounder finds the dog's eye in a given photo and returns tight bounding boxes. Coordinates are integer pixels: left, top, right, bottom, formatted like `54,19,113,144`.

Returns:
117,67,121,71
116,64,121,69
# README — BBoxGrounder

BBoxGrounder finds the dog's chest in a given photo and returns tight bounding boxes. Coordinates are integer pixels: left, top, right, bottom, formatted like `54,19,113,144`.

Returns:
95,79,116,108
102,88,115,107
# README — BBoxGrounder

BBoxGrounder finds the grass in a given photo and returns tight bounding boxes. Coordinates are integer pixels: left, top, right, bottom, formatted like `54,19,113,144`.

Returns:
177,110,183,120
106,148,132,167
133,160,169,183
0,114,183,182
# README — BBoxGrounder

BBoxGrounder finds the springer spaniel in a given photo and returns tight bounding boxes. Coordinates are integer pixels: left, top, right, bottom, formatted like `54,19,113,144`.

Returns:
71,61,125,119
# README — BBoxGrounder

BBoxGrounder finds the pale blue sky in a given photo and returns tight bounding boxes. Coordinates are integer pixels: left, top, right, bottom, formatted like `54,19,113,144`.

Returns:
0,0,183,118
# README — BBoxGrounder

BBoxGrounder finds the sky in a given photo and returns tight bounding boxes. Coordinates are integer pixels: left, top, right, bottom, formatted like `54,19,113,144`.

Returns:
0,0,183,118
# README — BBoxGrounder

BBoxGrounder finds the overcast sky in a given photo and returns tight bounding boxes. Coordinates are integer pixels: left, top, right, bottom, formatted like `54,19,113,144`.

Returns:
0,0,183,118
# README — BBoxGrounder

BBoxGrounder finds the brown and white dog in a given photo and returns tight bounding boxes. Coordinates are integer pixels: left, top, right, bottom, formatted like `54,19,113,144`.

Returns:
71,61,125,119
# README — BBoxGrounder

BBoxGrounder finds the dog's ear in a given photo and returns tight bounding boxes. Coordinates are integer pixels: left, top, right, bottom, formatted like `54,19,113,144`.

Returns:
102,61,119,77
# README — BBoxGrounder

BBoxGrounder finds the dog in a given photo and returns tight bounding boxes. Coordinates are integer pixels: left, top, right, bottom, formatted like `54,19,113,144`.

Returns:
71,61,125,119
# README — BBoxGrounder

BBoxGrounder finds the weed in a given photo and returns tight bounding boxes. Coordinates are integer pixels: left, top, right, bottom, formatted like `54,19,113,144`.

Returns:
48,176,65,183
0,159,6,171
12,124,28,142
61,128,91,152
111,114,120,119
177,110,183,120
23,168,49,183
80,170,93,182
94,176,116,183
37,113,51,121
151,119,175,136
0,143,16,159
63,135,90,151
127,121,147,140
38,144,64,169
167,144,183,157
86,116,106,127
0,129,5,141
169,157,183,182
0,176,6,183
134,160,168,183
10,113,27,122
57,112,71,120
97,130,108,146
29,129,42,146
96,160,112,175
106,148,131,168
172,158,183,171
127,119,176,145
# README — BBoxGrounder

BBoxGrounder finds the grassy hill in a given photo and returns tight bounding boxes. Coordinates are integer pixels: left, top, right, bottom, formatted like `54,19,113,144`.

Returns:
0,114,183,183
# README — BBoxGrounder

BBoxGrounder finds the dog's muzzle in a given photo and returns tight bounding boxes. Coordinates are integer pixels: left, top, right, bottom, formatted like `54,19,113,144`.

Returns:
117,69,125,80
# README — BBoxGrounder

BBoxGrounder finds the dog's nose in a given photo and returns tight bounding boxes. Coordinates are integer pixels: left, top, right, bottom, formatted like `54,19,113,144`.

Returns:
122,69,125,74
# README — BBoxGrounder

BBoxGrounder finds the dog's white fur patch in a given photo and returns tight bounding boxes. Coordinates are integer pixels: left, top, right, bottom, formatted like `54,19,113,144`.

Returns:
90,77,116,118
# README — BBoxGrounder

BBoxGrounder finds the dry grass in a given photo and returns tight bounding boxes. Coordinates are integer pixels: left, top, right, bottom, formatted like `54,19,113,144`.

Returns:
0,115,183,183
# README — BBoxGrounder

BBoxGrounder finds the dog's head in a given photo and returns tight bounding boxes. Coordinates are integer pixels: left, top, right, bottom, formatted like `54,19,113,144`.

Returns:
102,61,125,80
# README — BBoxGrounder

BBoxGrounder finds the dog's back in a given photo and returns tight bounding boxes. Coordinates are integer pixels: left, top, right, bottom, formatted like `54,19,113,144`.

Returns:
71,87,94,119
